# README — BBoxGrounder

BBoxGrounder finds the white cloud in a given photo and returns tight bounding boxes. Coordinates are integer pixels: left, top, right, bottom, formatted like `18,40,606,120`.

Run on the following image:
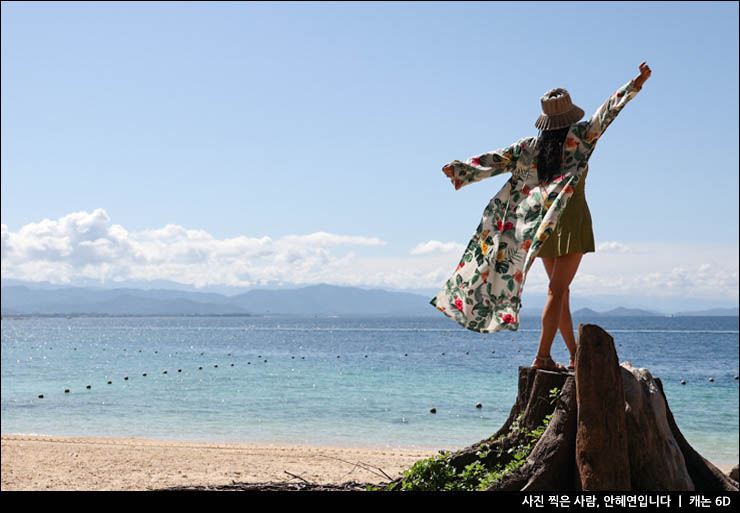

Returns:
0,209,387,289
596,241,631,253
409,240,466,255
2,214,738,304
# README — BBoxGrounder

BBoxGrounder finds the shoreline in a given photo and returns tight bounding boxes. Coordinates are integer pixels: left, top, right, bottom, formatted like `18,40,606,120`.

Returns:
2,434,736,491
1,434,438,491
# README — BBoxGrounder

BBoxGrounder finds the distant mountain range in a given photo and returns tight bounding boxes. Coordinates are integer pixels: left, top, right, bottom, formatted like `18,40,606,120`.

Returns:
0,283,436,317
1,281,737,317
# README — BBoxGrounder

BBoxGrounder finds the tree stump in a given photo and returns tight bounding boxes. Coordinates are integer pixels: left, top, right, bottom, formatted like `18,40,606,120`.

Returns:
575,324,631,490
392,324,739,492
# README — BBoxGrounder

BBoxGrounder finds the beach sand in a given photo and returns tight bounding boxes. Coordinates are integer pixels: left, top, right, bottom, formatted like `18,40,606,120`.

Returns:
0,434,438,491
2,434,736,491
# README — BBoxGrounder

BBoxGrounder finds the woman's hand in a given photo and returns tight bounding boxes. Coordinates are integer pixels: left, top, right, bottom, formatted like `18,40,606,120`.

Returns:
442,163,456,178
634,61,651,88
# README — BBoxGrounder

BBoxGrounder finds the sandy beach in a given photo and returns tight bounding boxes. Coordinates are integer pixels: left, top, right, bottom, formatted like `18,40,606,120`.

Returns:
2,434,736,491
0,434,438,491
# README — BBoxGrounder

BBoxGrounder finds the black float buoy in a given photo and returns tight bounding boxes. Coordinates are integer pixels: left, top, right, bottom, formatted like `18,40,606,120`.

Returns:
64,389,70,393
199,367,203,370
142,373,147,377
86,385,91,389
364,355,368,358
178,369,182,373
124,376,129,380
214,365,218,368
107,381,112,385
38,394,44,399
476,403,482,409
264,360,267,363
163,370,168,374
735,375,739,380
291,356,295,359
404,353,408,357
681,380,686,385
247,362,251,365
231,363,234,367
709,377,714,382
430,408,437,414
337,355,341,358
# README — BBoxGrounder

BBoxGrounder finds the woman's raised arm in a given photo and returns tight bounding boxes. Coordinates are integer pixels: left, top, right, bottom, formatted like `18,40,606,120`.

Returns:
442,138,527,190
583,62,651,144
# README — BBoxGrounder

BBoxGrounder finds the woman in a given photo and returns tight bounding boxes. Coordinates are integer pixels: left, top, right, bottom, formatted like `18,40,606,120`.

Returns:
431,62,651,372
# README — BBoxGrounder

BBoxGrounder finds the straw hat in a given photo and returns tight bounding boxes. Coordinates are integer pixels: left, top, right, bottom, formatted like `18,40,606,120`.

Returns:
534,88,585,131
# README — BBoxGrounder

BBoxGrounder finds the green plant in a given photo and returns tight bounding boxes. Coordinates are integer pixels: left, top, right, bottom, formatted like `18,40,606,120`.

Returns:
388,411,554,492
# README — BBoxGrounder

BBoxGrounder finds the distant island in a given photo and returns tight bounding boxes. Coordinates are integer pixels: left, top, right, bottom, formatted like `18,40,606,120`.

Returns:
1,281,737,318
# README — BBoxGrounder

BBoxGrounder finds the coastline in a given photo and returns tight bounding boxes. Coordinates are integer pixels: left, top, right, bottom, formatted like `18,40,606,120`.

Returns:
0,434,437,491
2,434,736,491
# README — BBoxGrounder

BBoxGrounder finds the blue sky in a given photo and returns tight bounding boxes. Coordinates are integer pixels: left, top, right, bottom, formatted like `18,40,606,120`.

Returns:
1,1,738,309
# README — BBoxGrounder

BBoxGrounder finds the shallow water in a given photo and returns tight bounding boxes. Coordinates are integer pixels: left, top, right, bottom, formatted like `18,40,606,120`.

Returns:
2,315,737,466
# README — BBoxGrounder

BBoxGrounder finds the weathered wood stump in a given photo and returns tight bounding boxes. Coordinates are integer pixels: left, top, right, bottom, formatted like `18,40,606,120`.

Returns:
394,323,739,492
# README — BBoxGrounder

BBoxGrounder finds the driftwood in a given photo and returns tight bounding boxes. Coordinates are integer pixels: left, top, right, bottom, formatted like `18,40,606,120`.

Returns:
156,480,382,492
392,323,739,492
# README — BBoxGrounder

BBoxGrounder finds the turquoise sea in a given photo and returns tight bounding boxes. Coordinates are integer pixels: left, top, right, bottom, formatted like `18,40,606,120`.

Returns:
1,315,738,467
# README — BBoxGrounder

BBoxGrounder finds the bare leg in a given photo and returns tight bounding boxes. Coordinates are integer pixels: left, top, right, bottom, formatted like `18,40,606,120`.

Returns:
533,253,582,369
542,257,578,366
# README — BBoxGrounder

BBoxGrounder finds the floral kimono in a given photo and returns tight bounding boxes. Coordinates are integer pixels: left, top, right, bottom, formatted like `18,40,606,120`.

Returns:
430,79,642,333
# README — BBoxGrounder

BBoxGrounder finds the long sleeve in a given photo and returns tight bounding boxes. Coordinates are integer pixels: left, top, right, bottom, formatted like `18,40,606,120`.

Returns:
444,139,523,190
583,79,642,143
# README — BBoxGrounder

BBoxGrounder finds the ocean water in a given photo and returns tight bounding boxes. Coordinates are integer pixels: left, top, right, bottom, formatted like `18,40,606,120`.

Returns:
1,315,738,466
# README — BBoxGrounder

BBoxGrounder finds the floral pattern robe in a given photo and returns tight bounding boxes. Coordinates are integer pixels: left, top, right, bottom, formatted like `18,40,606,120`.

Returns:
430,79,642,333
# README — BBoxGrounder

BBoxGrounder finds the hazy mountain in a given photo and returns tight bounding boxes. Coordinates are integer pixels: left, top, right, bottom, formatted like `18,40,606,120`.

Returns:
0,286,248,316
226,283,434,316
0,283,436,316
2,280,736,317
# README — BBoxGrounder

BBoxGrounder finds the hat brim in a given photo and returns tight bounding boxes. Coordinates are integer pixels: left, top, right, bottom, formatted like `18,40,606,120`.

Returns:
535,105,585,131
